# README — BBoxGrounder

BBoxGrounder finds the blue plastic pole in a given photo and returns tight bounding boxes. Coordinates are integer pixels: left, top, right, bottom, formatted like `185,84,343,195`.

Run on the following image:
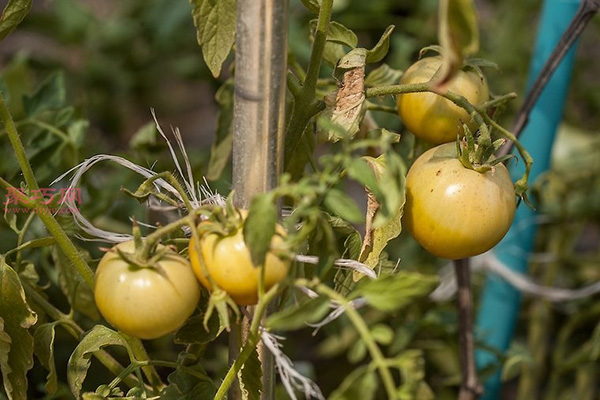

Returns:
475,0,580,398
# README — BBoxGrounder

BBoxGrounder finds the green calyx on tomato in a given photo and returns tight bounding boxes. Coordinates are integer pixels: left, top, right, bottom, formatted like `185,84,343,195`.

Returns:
94,240,200,340
188,210,290,306
397,55,489,145
403,142,516,260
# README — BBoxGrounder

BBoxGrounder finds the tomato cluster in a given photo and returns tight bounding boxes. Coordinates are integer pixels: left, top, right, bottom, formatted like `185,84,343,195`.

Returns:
94,216,290,339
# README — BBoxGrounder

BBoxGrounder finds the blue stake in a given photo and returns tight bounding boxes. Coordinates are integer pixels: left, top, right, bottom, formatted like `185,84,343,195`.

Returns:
475,0,581,398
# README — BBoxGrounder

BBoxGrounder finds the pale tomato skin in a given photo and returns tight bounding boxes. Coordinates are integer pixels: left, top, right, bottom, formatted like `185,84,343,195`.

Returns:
403,143,516,259
94,240,200,340
397,56,489,145
189,224,289,306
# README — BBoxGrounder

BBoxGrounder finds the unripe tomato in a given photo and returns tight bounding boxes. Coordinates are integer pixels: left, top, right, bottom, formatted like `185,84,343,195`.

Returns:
188,223,289,306
397,56,489,145
94,240,200,339
403,143,516,259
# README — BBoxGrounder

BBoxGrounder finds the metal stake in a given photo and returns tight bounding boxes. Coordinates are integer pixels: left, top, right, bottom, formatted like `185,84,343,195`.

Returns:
231,0,288,398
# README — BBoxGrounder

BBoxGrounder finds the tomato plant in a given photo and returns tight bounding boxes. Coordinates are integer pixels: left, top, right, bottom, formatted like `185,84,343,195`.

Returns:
396,56,489,145
403,142,516,259
94,240,201,339
189,221,290,306
9,0,595,398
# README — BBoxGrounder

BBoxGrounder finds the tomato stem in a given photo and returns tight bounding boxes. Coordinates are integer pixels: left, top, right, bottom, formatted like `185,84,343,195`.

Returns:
453,259,483,400
299,279,399,400
283,0,334,171
0,178,95,288
213,284,281,400
123,334,165,392
365,82,533,198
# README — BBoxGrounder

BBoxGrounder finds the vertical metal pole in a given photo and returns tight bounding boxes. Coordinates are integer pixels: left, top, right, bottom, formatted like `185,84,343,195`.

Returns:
231,0,288,399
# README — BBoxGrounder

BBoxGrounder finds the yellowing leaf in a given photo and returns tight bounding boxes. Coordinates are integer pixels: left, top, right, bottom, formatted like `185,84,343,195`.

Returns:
0,258,37,400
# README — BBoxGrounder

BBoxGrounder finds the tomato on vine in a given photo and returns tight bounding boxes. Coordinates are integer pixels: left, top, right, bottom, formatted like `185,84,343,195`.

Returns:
94,240,200,339
403,142,516,259
397,56,489,145
188,219,290,306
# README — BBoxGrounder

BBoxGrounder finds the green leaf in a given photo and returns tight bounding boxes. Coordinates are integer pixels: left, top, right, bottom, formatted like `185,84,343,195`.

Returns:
323,188,363,224
190,0,236,78
308,215,339,277
244,193,278,267
322,42,347,67
239,349,262,400
329,365,377,400
129,121,159,151
437,0,479,84
33,323,59,395
388,350,429,399
371,324,394,345
206,79,234,181
347,340,367,364
300,0,319,13
0,258,38,400
345,157,382,200
67,119,88,148
174,311,222,345
67,325,131,398
52,246,99,320
501,342,533,382
267,297,331,331
336,48,367,71
23,72,66,117
365,64,403,87
0,0,32,42
310,20,357,48
365,25,395,64
161,364,215,400
352,271,438,312
6,237,55,256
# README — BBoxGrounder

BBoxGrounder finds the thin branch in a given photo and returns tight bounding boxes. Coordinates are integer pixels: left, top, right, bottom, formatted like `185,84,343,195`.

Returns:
497,0,600,157
454,259,483,400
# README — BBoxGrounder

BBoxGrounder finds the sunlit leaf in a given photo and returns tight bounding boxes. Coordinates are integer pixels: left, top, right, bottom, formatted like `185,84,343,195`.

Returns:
244,193,278,267
0,0,32,42
190,0,236,78
365,25,395,64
